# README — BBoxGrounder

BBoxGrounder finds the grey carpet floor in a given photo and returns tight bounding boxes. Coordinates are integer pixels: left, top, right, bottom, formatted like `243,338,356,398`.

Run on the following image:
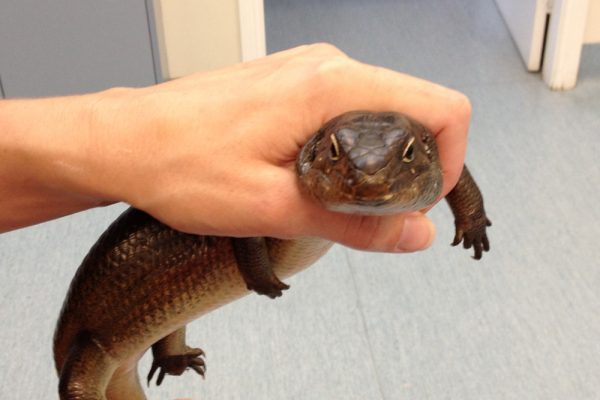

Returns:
1,0,599,399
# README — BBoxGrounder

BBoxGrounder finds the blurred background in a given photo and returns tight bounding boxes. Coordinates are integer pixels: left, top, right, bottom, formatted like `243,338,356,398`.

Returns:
1,1,599,399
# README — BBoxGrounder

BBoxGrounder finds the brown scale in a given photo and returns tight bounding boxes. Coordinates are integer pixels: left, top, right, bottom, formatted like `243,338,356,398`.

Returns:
54,111,491,400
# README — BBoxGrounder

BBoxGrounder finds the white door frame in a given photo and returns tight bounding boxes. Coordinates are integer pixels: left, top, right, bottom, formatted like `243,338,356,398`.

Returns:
238,0,266,61
495,0,549,71
496,0,597,90
542,0,590,90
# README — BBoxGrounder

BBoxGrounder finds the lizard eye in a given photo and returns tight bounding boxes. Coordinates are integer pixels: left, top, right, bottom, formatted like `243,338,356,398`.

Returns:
329,134,340,161
402,138,415,163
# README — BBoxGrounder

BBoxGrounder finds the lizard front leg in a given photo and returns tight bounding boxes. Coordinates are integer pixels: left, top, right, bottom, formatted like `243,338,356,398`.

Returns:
232,237,290,298
445,165,492,259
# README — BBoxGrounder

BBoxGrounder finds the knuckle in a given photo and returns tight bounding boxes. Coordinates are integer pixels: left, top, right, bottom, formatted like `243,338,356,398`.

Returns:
306,42,347,57
316,56,352,80
302,43,352,81
310,56,355,94
296,52,355,112
447,91,472,122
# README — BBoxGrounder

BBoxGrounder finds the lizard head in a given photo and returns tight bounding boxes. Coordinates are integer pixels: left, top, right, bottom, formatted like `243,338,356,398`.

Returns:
297,111,443,215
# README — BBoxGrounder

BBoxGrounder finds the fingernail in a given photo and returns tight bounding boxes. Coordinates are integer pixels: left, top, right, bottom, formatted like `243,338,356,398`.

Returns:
395,214,436,252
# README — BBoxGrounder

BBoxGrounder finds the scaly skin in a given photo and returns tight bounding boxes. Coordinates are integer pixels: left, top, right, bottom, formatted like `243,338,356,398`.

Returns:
54,111,490,399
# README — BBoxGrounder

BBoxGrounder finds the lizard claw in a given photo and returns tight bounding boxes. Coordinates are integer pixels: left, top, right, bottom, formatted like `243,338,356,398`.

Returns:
451,217,492,260
246,278,290,299
147,347,206,386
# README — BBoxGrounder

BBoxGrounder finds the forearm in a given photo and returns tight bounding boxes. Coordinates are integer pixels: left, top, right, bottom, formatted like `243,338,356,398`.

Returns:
0,94,113,232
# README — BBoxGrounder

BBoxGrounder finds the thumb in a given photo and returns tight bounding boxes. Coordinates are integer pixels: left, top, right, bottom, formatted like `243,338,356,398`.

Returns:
310,211,436,253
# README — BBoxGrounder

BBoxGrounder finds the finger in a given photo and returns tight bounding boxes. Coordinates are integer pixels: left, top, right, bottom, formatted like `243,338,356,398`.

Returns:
305,210,435,253
270,180,435,252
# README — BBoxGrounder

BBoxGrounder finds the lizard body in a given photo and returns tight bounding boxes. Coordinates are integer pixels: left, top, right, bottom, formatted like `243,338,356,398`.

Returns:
54,111,490,399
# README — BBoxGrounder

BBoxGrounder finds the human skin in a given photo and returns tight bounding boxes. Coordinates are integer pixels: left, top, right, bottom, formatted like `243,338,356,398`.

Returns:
0,44,471,252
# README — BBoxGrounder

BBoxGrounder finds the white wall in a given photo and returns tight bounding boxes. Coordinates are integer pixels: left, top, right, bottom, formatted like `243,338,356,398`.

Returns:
494,0,548,71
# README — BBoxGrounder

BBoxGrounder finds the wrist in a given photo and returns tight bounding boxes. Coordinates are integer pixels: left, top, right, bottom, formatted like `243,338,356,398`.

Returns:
0,90,134,230
79,86,169,209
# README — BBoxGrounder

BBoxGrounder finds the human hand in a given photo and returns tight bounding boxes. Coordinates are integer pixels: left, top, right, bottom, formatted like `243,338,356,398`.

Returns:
81,44,471,252
2,44,470,252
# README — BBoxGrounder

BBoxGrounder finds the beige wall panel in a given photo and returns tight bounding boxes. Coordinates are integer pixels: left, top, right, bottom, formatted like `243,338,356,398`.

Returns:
157,0,242,79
